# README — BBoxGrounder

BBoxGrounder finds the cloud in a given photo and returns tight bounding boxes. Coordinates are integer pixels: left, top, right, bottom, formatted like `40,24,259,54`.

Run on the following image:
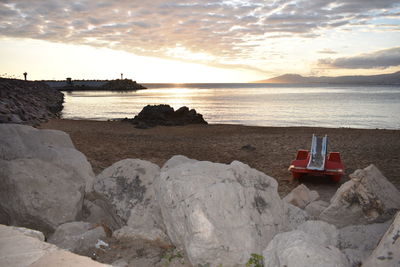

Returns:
0,0,399,72
318,49,338,54
318,47,400,69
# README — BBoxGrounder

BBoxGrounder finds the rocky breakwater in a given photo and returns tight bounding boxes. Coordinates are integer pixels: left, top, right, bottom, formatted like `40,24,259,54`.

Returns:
126,104,207,128
101,79,146,90
1,123,400,266
0,78,64,126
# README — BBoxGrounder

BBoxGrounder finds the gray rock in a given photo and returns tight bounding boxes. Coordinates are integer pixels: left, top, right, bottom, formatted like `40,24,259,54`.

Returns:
283,184,319,209
94,159,164,233
48,221,106,254
320,164,400,227
305,200,330,219
362,212,400,267
285,203,310,230
0,158,84,235
0,224,109,267
297,220,338,247
155,158,286,266
338,221,391,251
263,230,350,267
0,124,94,192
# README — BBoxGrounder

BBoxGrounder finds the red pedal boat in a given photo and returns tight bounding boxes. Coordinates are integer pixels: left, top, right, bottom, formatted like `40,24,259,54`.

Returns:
288,134,344,182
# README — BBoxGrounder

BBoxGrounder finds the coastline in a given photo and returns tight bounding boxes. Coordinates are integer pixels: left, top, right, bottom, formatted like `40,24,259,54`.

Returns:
39,118,400,197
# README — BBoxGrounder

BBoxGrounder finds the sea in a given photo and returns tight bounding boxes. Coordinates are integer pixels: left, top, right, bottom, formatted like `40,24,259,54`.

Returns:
61,83,400,129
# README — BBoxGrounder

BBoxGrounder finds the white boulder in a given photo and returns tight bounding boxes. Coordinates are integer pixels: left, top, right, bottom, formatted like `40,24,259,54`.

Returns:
94,159,165,233
0,124,94,192
263,230,349,267
362,212,400,267
319,164,400,227
0,158,84,235
155,158,287,266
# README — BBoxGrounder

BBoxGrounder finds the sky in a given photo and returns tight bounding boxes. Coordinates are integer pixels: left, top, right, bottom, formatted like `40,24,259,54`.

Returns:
0,0,400,83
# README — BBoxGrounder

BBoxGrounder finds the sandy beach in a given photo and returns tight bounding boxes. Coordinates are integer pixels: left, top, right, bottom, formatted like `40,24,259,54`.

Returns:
40,119,400,198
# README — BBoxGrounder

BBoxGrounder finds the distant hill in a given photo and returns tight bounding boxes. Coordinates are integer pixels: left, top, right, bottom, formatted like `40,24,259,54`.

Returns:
254,71,400,85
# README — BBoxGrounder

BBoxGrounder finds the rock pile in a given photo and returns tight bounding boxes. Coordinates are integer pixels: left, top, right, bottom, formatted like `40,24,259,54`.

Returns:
1,123,399,266
127,104,207,128
0,78,64,125
101,79,146,90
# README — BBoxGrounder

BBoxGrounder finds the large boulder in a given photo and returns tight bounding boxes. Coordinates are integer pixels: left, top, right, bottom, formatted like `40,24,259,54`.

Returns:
319,164,400,227
155,157,287,266
0,158,84,235
263,230,349,267
0,124,95,235
0,124,94,192
48,221,106,255
94,159,165,233
362,212,400,267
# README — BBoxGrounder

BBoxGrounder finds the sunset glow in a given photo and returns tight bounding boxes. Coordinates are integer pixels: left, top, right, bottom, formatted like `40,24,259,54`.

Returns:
0,1,399,82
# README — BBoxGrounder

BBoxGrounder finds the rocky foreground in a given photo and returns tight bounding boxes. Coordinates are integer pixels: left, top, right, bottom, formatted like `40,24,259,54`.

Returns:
0,78,64,125
1,123,399,266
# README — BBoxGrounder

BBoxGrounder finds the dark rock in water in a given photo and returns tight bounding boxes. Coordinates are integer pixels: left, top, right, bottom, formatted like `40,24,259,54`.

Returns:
0,78,64,126
128,104,207,128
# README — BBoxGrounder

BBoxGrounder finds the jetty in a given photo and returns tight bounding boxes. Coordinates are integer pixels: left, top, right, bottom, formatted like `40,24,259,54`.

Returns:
42,78,146,91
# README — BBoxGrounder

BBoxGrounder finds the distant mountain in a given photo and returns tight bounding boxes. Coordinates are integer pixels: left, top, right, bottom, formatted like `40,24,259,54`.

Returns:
254,71,400,85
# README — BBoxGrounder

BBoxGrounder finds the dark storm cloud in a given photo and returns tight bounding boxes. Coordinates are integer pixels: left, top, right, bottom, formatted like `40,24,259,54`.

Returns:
319,47,400,69
0,0,399,70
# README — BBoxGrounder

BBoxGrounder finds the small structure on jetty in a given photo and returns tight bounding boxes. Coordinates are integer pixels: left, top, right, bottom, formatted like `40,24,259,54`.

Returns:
43,78,146,91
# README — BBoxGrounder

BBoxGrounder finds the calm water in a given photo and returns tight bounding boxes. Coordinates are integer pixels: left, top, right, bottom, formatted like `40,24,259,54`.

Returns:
61,83,400,129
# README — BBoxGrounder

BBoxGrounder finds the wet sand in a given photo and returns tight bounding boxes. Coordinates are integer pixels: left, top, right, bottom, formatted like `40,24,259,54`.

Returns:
40,119,400,198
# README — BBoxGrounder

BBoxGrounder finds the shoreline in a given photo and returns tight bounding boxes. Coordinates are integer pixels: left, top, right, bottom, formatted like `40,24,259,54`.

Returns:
39,119,400,198
60,117,400,131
